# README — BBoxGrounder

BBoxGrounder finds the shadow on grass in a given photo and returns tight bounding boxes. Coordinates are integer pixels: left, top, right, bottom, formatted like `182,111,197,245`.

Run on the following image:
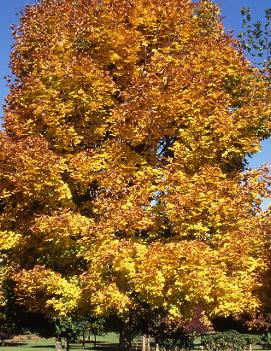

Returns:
0,343,142,351
90,343,118,351
93,343,142,351
4,342,28,347
28,342,119,350
29,346,55,349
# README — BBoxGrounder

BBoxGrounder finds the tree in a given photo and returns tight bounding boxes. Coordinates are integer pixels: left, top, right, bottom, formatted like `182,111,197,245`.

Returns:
239,7,271,70
1,0,271,350
235,6,271,335
147,306,211,351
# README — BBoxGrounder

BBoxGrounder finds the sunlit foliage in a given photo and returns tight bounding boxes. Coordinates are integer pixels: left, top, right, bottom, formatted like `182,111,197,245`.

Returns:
0,0,271,324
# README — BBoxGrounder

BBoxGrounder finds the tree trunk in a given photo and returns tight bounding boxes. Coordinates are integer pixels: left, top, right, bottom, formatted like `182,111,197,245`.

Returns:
64,337,70,351
142,336,151,351
94,334,97,349
268,332,271,347
82,331,85,350
119,320,132,351
142,336,146,351
55,337,62,351
146,336,150,351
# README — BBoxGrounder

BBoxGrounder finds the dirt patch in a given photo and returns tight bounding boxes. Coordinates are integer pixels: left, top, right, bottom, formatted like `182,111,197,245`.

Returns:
10,334,41,342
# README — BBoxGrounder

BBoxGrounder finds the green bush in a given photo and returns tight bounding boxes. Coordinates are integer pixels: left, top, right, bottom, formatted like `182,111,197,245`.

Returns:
201,330,261,351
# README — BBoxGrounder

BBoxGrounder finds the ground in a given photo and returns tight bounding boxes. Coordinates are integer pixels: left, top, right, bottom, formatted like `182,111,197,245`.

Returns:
1,333,120,351
0,333,270,350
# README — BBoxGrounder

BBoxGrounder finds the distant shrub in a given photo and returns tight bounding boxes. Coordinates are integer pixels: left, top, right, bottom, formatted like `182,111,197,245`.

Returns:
202,330,261,351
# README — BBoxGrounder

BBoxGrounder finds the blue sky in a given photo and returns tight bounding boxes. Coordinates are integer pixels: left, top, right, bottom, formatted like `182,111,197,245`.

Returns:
0,0,270,168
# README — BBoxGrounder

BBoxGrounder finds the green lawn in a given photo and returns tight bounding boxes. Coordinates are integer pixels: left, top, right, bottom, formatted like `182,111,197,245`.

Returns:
0,333,119,351
1,338,58,351
2,334,271,351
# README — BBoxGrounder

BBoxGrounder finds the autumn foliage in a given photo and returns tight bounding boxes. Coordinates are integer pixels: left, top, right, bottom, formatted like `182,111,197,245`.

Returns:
0,0,271,334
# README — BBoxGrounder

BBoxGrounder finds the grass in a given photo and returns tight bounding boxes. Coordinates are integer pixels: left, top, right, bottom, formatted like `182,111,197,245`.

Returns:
0,333,120,351
1,333,271,351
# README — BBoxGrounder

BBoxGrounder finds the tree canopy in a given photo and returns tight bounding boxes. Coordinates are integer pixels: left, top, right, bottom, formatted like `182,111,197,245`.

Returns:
1,0,271,343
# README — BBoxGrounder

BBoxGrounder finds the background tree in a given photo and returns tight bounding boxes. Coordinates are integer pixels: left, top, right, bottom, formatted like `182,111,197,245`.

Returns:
239,7,271,70
146,306,211,351
236,5,271,337
1,1,271,350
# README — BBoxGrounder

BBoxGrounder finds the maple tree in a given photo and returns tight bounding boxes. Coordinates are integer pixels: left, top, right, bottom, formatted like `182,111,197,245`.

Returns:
1,0,271,349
